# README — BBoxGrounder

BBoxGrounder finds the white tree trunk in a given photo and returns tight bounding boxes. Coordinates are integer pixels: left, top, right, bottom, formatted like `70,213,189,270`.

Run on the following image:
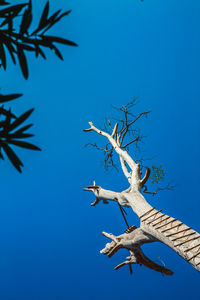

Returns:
140,208,200,272
84,121,200,274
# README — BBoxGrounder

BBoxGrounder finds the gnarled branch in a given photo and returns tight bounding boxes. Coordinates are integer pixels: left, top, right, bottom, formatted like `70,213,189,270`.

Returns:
101,228,173,275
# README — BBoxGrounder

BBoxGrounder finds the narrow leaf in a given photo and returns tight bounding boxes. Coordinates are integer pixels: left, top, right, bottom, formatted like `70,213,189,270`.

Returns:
37,1,49,31
0,93,22,103
52,44,63,60
0,106,16,118
53,10,71,25
20,4,32,35
46,9,61,24
17,44,28,79
7,140,41,150
35,46,46,59
0,2,10,6
1,142,23,172
39,9,70,35
39,10,72,36
3,39,16,64
17,43,35,51
0,4,28,18
14,123,33,133
9,108,34,131
42,35,78,47
8,132,34,139
0,43,6,69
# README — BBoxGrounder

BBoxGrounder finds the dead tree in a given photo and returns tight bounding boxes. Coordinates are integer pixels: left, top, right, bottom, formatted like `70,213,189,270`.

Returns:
83,101,200,276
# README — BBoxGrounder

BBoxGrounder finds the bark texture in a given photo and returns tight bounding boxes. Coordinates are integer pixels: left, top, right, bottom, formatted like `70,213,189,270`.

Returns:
140,208,200,272
84,120,200,275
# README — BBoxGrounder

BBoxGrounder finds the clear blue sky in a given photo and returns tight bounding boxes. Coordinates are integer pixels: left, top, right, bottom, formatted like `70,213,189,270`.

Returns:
1,0,200,299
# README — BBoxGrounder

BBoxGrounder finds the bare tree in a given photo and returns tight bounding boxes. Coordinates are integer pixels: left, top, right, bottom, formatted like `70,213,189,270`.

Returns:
83,101,200,276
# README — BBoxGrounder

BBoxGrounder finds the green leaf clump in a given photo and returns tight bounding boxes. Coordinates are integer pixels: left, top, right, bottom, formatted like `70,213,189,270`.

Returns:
151,164,165,184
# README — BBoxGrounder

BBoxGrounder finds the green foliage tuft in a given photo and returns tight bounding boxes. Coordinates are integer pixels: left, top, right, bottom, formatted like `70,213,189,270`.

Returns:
151,164,165,184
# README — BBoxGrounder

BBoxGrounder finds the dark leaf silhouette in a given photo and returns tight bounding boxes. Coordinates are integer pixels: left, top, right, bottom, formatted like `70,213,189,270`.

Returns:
0,42,6,69
7,140,41,151
1,142,23,172
17,44,28,79
0,93,22,103
35,46,46,59
40,9,61,34
3,39,16,64
14,123,33,133
0,1,77,78
0,1,76,171
52,44,63,60
50,10,72,27
8,132,34,139
42,35,78,47
17,42,35,51
0,120,7,127
36,1,49,32
0,105,16,118
0,102,39,172
0,1,10,6
54,10,71,21
40,10,71,35
0,4,27,21
0,148,4,159
9,108,34,131
20,5,32,35
3,107,11,131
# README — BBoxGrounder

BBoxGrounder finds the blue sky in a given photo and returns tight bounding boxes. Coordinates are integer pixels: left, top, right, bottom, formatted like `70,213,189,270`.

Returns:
0,0,200,299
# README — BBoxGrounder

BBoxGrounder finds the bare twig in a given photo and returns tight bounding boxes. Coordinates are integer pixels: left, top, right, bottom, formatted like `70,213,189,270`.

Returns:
84,100,151,171
142,183,177,196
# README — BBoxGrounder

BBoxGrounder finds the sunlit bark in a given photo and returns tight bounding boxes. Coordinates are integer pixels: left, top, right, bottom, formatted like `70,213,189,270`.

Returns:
84,120,200,275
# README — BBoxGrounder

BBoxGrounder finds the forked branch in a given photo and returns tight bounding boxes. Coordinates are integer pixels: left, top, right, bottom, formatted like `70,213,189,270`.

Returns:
84,101,151,187
115,249,173,276
83,181,131,207
101,229,173,275
83,121,141,187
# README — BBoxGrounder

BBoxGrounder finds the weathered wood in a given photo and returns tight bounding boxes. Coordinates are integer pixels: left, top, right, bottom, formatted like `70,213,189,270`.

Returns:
84,121,200,274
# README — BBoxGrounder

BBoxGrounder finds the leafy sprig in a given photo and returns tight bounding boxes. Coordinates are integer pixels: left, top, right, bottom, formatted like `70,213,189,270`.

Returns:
151,164,165,184
0,93,40,172
0,0,77,78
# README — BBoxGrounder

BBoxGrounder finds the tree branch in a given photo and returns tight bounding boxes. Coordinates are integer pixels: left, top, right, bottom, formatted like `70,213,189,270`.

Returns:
83,182,130,207
142,182,177,196
115,249,173,276
140,167,151,187
111,122,118,137
100,228,156,256
119,156,131,182
101,228,173,275
84,122,136,169
83,122,142,187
